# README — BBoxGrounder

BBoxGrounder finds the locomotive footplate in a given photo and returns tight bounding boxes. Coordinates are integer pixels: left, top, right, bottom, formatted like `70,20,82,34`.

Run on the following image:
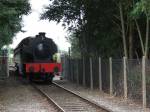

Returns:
25,63,62,73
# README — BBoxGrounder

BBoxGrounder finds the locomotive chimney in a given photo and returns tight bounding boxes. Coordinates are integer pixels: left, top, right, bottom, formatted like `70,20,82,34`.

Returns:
39,32,46,37
35,35,39,38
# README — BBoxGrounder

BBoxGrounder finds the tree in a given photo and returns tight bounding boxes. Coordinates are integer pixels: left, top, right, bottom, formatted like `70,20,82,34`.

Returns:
0,0,31,48
42,0,122,58
67,32,81,58
131,0,150,57
42,0,150,58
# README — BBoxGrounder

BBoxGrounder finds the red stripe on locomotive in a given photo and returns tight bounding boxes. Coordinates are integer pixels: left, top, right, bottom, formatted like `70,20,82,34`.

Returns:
25,63,62,73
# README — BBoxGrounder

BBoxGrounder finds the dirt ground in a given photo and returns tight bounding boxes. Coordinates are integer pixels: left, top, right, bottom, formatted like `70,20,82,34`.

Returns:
0,72,58,112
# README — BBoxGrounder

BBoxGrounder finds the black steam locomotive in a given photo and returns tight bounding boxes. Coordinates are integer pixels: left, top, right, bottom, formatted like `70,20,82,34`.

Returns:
14,32,62,82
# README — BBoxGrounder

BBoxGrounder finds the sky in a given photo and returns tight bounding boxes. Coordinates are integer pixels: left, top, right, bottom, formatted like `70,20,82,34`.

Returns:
10,0,70,51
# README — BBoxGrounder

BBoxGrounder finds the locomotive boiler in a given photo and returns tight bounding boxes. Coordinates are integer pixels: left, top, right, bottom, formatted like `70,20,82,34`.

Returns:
14,32,62,83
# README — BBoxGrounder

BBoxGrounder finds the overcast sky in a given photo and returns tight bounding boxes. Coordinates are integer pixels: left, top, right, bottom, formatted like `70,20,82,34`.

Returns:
10,0,70,51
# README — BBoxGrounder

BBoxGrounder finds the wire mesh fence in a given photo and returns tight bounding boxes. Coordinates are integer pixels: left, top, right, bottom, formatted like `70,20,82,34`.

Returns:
0,56,9,79
78,59,83,85
127,59,142,102
112,59,124,97
84,58,90,87
61,56,150,108
146,60,150,107
101,59,110,93
92,58,99,88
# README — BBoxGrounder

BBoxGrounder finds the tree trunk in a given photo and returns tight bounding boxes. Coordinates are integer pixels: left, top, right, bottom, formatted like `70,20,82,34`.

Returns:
82,31,88,56
119,3,128,57
144,18,149,58
135,20,145,55
129,22,133,59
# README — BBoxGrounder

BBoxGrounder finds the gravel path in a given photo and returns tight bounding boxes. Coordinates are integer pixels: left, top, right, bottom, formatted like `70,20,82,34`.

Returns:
0,74,59,112
54,80,150,112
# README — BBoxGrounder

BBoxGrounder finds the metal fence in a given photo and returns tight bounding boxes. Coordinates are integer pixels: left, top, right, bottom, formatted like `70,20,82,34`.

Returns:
112,59,124,96
0,56,9,79
146,60,150,108
127,59,142,102
61,56,149,109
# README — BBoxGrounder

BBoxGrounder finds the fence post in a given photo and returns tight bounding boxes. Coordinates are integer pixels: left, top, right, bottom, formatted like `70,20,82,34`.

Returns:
68,48,71,81
62,56,65,79
70,59,72,81
6,57,9,78
83,57,86,86
109,57,113,95
90,57,93,90
72,61,74,82
67,56,69,80
142,56,146,109
76,59,79,85
62,56,67,79
123,57,127,100
99,57,102,91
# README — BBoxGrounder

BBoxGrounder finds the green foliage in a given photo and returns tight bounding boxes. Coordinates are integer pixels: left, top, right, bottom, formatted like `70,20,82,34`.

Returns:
0,0,31,48
42,0,150,58
41,0,83,29
67,33,81,58
42,0,123,58
131,0,150,19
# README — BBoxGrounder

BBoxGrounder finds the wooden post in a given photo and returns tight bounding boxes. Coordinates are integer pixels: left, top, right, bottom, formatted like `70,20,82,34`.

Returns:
109,57,113,95
6,57,9,78
68,48,71,81
67,57,70,80
142,56,146,109
70,59,73,81
90,58,93,90
63,56,65,79
76,59,79,85
63,56,66,80
71,61,74,82
83,57,86,86
123,57,127,100
63,56,68,80
99,57,102,91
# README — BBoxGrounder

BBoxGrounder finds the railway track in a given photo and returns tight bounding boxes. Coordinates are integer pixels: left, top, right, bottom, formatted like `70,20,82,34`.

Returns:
32,83,65,112
33,82,111,112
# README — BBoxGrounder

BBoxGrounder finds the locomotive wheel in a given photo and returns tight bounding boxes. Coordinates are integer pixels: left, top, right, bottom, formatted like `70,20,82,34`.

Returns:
45,74,54,84
29,73,33,82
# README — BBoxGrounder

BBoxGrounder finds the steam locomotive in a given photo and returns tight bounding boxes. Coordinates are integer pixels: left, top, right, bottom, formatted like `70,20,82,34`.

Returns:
14,32,62,83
